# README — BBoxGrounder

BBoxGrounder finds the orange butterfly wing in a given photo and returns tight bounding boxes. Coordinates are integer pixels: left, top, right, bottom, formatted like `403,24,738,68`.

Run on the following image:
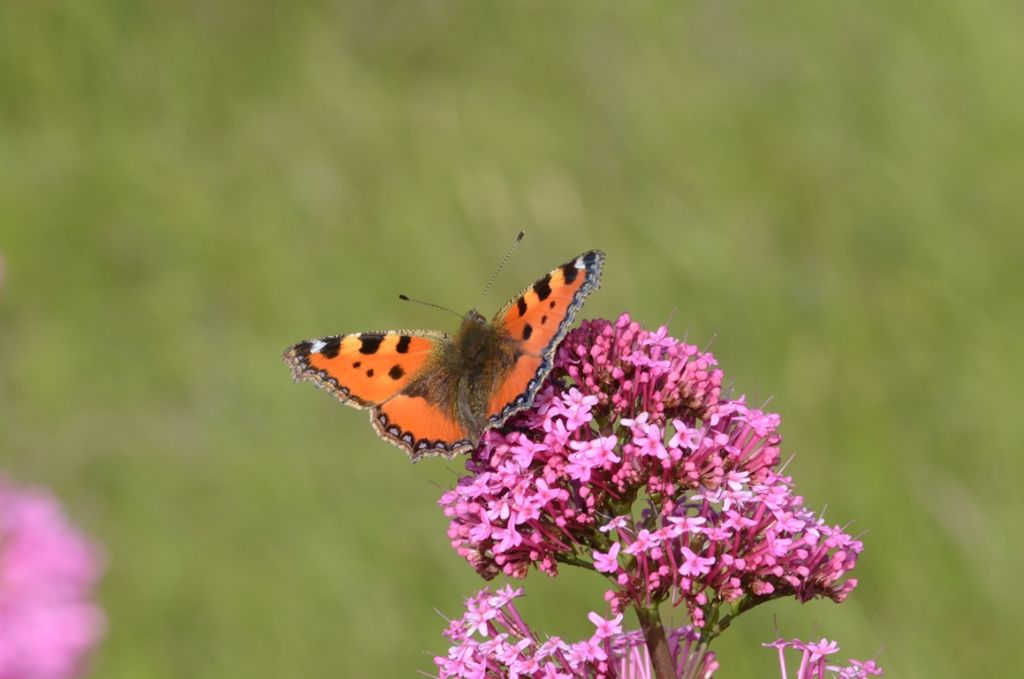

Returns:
284,331,474,460
486,250,605,425
284,331,442,407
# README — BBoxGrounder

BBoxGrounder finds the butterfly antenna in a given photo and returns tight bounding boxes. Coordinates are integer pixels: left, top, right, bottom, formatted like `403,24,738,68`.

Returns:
474,230,525,311
398,294,466,320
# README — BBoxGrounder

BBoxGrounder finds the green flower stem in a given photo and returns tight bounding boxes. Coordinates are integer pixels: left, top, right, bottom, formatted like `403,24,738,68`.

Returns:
705,593,774,642
634,603,677,679
553,552,595,570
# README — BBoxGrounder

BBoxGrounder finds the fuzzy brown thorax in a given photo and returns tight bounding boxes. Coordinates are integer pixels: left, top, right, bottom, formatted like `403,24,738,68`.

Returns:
454,310,492,363
435,310,519,436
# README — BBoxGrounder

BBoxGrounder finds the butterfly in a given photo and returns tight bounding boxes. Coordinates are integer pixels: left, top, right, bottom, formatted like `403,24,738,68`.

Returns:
283,248,605,461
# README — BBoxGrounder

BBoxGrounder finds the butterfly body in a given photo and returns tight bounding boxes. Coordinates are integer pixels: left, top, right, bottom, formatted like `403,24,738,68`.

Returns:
397,309,520,441
285,250,604,460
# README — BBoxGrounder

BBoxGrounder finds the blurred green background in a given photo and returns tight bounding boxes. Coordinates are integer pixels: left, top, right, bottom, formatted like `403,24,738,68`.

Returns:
2,1,1021,677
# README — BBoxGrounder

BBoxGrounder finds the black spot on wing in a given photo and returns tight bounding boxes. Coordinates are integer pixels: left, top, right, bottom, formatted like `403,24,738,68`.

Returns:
396,335,412,353
561,263,579,284
359,334,384,354
353,361,361,368
522,323,533,340
517,297,528,317
388,365,405,380
541,315,548,325
549,300,556,309
320,337,341,359
533,274,553,301
366,369,375,377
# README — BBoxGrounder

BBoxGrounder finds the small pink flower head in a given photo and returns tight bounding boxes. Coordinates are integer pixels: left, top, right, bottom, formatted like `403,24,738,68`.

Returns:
0,476,105,679
593,542,621,574
558,314,723,420
435,587,716,679
679,546,715,578
763,636,883,679
587,611,623,639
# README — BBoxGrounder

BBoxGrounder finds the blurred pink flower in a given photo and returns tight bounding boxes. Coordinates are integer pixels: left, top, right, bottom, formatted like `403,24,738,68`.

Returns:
0,476,105,679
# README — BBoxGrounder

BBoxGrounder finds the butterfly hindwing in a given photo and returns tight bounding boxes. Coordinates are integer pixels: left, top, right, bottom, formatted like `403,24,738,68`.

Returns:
486,250,605,425
284,331,445,408
372,394,475,461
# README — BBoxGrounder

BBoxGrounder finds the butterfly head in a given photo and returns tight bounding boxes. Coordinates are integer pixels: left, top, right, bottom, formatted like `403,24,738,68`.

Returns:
455,309,493,361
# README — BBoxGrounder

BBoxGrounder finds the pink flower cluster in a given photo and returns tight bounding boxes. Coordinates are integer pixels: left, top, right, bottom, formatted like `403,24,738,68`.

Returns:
763,637,883,679
0,476,105,679
434,586,718,679
439,314,862,625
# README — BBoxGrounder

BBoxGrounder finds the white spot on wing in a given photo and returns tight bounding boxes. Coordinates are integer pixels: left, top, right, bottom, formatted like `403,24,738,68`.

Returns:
311,340,326,353
574,257,586,269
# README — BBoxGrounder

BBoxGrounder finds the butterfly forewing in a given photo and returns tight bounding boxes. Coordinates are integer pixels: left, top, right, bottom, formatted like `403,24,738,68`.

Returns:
485,250,605,425
284,331,445,407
